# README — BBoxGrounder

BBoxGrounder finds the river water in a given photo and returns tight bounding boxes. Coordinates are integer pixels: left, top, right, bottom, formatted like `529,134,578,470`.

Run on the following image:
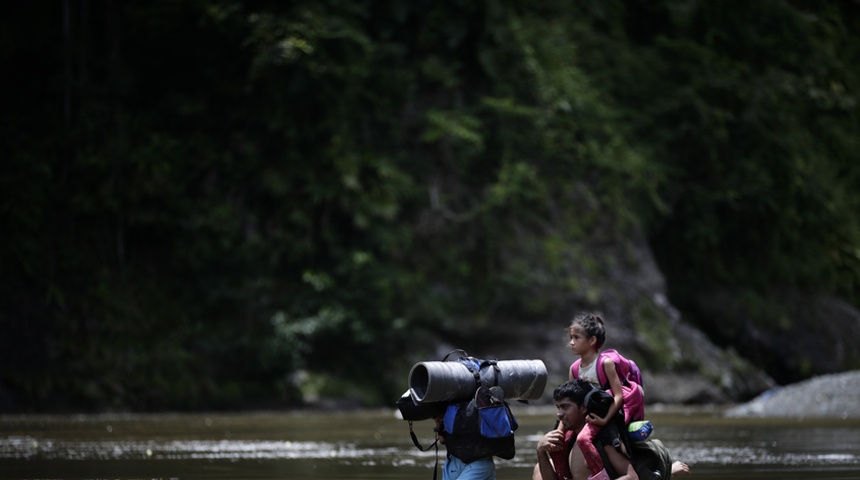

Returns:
1,405,858,479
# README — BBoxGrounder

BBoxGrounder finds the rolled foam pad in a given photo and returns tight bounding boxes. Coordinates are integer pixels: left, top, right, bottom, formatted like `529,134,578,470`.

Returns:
408,359,547,403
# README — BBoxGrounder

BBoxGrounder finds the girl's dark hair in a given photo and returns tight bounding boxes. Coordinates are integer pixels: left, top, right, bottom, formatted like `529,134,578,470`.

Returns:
569,312,606,348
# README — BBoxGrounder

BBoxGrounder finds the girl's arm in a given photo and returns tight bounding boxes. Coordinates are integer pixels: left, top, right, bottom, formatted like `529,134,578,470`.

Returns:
588,357,624,427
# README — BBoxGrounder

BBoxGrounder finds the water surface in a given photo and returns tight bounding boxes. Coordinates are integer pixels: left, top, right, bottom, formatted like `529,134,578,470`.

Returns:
2,406,858,479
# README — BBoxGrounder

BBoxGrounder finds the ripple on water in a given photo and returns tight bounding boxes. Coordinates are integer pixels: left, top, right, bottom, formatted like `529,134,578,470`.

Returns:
669,443,859,467
0,437,427,463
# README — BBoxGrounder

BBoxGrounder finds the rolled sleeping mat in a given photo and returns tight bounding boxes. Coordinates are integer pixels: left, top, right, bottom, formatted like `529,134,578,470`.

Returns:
408,359,547,403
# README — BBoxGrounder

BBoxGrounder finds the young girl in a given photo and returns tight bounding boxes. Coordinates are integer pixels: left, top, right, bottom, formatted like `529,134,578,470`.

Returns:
567,313,625,480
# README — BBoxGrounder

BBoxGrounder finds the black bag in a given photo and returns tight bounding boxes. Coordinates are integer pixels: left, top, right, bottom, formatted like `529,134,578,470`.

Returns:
397,391,446,421
584,387,614,419
442,385,518,463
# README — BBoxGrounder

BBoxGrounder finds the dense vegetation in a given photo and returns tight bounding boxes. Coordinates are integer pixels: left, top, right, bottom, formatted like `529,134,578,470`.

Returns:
2,1,858,411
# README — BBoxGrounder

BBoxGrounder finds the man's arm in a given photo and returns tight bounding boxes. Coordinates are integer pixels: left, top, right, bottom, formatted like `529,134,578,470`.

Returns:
603,445,639,480
535,430,564,480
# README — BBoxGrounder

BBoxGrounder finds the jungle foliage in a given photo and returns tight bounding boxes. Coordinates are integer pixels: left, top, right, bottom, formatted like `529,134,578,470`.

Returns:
1,0,858,411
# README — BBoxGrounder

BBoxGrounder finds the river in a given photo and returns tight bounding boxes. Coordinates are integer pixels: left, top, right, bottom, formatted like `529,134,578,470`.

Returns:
2,405,859,479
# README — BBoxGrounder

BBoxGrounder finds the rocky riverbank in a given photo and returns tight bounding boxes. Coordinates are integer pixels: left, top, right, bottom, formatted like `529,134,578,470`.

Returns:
724,371,860,419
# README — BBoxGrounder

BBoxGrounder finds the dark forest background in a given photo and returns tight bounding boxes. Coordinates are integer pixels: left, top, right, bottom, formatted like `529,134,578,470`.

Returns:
2,0,859,412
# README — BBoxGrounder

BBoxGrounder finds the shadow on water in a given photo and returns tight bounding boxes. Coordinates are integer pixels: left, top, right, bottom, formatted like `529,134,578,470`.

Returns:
1,405,859,479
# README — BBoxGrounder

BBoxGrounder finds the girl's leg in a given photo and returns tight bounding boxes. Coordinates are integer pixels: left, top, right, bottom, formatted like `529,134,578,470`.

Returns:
575,423,604,475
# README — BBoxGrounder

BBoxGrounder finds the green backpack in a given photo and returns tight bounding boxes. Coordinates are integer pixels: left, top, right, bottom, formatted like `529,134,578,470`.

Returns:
595,425,673,479
628,438,673,480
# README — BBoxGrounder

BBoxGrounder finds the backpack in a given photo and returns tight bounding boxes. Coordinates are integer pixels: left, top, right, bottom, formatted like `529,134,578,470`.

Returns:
399,350,519,463
596,434,673,480
629,439,673,480
571,349,643,389
442,385,518,463
571,349,645,424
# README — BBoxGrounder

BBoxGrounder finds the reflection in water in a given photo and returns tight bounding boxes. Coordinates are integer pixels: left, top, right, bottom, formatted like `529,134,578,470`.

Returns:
1,408,859,480
3,437,395,460
670,443,856,466
5,435,858,465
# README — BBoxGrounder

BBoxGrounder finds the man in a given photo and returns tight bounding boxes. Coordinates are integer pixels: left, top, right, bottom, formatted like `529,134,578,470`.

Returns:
422,384,519,480
534,379,639,480
534,380,690,480
433,414,496,480
533,380,589,480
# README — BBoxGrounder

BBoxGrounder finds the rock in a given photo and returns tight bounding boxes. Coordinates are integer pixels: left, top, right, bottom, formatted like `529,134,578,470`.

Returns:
692,291,860,384
455,226,777,405
646,372,725,404
725,371,860,419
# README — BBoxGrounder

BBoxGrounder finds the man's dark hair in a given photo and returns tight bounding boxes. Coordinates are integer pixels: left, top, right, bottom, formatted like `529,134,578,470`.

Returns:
552,379,593,407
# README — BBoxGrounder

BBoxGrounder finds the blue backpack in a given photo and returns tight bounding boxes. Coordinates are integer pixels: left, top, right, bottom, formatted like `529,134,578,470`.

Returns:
442,384,518,463
400,350,519,463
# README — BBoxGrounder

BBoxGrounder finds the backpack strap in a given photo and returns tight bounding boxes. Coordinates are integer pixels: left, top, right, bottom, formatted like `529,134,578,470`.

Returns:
442,349,484,389
570,358,581,379
407,420,438,452
407,420,441,480
596,351,608,388
483,358,501,387
441,349,469,362
592,413,633,478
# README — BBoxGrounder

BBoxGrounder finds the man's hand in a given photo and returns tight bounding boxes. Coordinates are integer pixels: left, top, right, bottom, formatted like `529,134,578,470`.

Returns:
536,429,565,454
433,414,446,444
